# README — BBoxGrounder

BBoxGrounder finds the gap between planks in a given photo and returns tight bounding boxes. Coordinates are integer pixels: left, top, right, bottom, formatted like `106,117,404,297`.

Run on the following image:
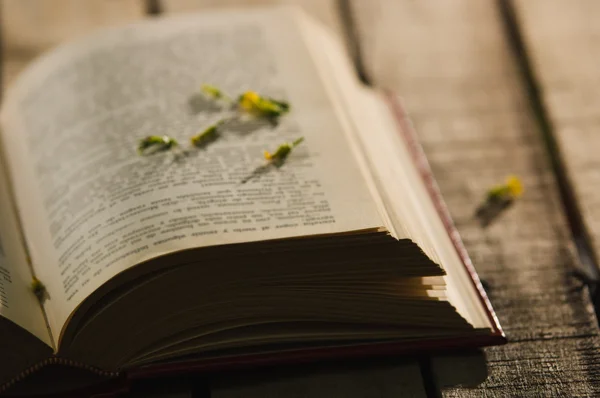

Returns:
509,0,600,317
498,0,600,317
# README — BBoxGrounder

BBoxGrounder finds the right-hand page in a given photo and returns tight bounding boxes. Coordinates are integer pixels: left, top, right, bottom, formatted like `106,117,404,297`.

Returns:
296,11,494,331
0,8,386,342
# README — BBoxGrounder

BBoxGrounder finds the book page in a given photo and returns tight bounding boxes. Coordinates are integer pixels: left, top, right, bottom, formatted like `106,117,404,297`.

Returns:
0,158,52,346
298,13,492,330
0,8,385,340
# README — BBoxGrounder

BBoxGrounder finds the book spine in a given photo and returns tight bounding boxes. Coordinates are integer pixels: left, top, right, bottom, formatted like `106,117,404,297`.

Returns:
0,357,119,396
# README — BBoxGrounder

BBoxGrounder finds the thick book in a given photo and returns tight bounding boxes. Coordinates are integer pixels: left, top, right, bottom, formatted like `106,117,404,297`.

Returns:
0,6,505,396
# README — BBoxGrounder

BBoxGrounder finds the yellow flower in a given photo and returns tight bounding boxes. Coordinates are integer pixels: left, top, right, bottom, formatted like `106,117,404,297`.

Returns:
487,175,523,201
264,137,304,163
239,91,261,112
238,91,290,118
506,175,524,197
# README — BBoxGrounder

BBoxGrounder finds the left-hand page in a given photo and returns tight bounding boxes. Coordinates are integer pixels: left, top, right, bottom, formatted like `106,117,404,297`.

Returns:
0,7,385,343
0,154,52,347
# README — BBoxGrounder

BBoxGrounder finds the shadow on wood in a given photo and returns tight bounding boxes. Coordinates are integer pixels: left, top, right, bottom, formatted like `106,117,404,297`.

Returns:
431,350,488,389
209,359,430,398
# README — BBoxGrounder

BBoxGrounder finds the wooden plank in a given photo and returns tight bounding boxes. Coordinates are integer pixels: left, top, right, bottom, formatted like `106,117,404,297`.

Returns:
210,362,427,398
430,352,488,389
161,0,344,42
351,0,600,396
511,0,600,282
1,0,146,89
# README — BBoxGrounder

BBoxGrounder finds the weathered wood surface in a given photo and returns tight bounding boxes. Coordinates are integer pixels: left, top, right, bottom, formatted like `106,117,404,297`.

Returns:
512,0,600,282
162,0,345,39
2,0,600,397
209,362,428,398
1,0,146,89
351,0,600,396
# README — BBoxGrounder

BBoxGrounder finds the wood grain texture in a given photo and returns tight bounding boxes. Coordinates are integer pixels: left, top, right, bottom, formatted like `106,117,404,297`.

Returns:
210,362,427,398
511,0,600,282
351,0,600,396
1,0,146,89
161,0,345,43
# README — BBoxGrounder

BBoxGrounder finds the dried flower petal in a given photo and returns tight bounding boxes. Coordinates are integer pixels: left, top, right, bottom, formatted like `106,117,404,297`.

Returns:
138,135,178,155
239,91,290,118
190,120,225,147
201,84,230,101
31,277,46,300
264,137,304,163
267,98,290,112
487,175,523,201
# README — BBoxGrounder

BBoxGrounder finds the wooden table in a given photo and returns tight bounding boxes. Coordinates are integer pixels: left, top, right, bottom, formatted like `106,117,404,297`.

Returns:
3,1,600,396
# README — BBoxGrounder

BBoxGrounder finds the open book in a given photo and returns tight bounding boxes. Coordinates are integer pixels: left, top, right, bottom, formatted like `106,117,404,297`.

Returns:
0,6,504,395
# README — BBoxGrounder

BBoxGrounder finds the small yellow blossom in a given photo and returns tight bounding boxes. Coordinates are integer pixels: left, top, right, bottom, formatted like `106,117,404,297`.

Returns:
138,135,178,155
239,91,290,118
264,137,304,163
487,175,524,201
506,175,524,197
239,91,261,111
